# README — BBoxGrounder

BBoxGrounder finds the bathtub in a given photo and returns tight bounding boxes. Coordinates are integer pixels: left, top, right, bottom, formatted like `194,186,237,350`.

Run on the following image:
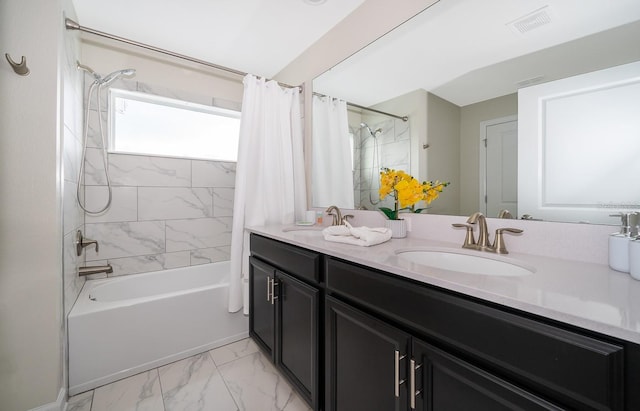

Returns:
68,261,248,395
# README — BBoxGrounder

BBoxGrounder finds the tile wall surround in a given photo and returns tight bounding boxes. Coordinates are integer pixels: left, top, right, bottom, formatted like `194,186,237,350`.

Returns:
353,116,410,210
82,78,241,278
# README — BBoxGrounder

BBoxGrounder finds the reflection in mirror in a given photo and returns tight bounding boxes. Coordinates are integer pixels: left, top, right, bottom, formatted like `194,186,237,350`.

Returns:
312,0,640,224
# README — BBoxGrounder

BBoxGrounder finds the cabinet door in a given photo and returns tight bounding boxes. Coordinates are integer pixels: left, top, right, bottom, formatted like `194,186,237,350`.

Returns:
249,257,275,358
412,339,565,411
276,271,319,409
326,296,411,411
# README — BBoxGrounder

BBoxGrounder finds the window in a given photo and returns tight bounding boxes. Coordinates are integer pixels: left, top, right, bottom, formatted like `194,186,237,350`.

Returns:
109,89,240,162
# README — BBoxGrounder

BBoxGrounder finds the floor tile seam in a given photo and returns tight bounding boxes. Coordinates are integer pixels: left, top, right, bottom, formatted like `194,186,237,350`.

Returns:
207,349,242,411
152,367,168,411
209,338,259,367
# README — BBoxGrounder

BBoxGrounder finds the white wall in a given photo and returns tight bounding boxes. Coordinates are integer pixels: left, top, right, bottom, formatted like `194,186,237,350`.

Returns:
0,0,65,409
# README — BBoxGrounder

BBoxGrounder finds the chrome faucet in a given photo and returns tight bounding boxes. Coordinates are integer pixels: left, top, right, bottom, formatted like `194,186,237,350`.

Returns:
325,205,343,226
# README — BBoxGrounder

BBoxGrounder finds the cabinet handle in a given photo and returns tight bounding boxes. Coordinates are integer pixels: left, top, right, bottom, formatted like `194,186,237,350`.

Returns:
394,350,406,398
266,276,272,303
410,359,422,410
271,278,278,304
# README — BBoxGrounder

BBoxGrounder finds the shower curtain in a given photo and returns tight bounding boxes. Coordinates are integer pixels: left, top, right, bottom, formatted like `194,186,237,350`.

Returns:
228,75,306,314
312,95,354,209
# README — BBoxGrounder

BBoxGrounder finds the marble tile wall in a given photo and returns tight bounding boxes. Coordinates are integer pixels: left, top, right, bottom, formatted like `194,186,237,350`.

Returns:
82,79,240,277
355,117,411,210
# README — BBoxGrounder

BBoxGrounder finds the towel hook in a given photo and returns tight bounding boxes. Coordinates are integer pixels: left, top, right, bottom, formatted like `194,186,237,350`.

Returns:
5,53,30,76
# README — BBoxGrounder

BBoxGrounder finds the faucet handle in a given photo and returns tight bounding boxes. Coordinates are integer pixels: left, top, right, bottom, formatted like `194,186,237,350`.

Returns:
452,223,477,249
342,214,354,225
492,228,523,254
76,230,99,256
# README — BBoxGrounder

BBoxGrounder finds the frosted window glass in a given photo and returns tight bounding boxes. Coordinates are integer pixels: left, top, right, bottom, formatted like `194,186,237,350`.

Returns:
110,89,240,162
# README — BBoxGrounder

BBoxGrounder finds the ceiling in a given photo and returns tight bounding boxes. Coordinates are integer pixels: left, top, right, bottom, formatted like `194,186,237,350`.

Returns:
313,0,640,107
71,0,366,79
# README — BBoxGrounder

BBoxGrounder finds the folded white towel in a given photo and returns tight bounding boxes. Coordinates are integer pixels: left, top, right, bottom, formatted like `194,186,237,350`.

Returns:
322,222,392,247
322,225,351,237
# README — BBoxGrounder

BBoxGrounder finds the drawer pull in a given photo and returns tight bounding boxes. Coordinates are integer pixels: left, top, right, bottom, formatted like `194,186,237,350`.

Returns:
410,359,423,409
395,350,407,397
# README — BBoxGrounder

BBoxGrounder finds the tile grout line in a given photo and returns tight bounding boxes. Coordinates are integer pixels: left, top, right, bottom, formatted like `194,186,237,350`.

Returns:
155,367,168,411
207,349,241,411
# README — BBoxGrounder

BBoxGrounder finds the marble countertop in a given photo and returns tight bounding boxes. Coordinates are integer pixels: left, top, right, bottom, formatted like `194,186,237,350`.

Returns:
248,224,640,344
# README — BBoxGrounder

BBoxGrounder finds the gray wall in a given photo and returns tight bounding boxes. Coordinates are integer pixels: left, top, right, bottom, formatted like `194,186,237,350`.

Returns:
459,93,517,215
427,93,461,216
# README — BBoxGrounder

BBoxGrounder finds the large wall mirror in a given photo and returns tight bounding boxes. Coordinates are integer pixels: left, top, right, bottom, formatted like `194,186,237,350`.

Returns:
312,0,640,225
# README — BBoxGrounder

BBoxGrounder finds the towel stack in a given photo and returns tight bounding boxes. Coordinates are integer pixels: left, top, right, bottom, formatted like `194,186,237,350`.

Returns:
322,222,392,247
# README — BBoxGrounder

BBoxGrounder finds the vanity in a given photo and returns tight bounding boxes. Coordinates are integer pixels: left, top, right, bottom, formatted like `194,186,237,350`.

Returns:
248,225,640,411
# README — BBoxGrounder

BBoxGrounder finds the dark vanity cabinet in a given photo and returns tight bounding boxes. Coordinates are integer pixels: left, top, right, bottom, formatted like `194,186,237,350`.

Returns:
324,256,635,411
249,234,322,410
250,234,640,411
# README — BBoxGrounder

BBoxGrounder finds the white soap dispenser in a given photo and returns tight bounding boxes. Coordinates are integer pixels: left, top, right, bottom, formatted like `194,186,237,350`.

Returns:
608,212,638,273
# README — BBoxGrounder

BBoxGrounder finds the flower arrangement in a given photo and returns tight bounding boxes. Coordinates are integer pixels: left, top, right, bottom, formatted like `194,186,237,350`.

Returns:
378,168,449,220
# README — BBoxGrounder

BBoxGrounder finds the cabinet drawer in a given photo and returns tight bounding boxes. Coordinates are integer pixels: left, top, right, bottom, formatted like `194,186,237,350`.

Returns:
250,234,321,283
325,257,624,411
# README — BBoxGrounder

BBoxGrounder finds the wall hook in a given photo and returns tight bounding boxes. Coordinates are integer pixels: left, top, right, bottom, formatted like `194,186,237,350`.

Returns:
5,53,30,76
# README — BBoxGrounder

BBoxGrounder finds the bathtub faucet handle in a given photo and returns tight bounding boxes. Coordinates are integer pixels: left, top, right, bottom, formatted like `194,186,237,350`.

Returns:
76,230,99,256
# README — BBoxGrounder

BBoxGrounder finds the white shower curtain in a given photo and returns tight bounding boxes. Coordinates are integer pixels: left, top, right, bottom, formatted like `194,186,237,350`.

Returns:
228,75,306,314
312,95,354,209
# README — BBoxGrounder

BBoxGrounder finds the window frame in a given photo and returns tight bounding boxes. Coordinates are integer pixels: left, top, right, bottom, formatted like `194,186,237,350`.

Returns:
108,88,241,162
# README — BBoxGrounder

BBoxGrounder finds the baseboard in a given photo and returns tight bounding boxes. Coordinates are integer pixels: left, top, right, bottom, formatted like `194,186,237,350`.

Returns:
29,388,66,411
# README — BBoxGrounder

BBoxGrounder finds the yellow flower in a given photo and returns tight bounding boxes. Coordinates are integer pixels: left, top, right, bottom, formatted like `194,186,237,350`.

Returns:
378,168,449,218
422,180,449,204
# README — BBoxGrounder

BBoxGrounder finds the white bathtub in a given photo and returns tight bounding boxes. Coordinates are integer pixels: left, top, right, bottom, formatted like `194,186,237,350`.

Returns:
68,261,248,395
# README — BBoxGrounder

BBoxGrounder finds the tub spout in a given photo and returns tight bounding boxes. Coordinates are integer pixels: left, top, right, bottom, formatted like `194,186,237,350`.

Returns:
79,264,113,276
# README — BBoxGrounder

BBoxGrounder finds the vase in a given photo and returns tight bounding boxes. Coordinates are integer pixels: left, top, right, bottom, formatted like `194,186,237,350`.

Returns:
385,219,407,238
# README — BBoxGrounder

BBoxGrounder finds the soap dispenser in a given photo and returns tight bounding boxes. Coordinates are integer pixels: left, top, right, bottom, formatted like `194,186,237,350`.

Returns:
608,212,639,272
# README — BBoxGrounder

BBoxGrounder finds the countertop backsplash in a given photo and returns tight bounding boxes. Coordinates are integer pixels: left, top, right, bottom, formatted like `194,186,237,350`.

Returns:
316,209,615,265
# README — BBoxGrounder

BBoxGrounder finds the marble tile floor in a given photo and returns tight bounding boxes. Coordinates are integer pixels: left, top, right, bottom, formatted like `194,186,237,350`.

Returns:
66,338,311,411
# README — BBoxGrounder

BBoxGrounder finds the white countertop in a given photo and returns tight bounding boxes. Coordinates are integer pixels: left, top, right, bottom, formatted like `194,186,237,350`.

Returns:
248,224,640,344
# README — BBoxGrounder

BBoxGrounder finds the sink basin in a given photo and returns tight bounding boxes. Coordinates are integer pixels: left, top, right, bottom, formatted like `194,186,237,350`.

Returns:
395,248,534,277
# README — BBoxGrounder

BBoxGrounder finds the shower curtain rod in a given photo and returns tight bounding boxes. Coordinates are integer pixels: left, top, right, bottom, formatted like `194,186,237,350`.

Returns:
64,18,301,92
313,92,408,122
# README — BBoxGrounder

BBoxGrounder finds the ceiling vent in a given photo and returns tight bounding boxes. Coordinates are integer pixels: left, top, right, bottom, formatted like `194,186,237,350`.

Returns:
507,6,553,35
515,75,545,88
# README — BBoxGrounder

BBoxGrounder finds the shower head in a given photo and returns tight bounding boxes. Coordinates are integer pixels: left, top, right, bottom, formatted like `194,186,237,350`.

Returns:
101,68,136,85
360,122,382,137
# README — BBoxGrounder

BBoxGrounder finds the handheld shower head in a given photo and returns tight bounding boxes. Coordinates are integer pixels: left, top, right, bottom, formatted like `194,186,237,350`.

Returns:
101,68,136,85
360,122,382,137
360,122,373,136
